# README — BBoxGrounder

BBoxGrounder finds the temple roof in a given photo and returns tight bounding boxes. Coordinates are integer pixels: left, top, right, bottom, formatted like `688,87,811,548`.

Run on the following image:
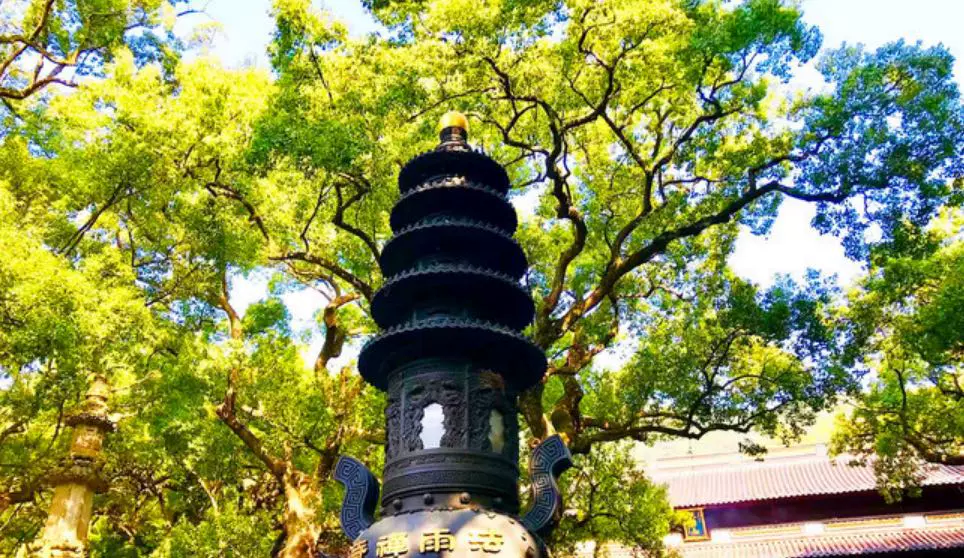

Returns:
670,513,964,557
579,513,964,558
678,529,964,557
648,446,964,508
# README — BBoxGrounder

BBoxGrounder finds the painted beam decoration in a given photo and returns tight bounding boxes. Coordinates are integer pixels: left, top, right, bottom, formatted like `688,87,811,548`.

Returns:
332,113,571,558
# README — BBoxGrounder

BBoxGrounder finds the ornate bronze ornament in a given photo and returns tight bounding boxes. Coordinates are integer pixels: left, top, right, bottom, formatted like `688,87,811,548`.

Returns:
334,112,572,558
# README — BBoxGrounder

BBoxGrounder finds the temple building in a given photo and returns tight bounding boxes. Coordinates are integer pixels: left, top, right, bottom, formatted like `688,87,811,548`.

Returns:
333,112,572,558
599,443,964,557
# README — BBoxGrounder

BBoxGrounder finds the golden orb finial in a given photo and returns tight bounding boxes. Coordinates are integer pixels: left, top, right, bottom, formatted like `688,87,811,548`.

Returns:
438,111,469,134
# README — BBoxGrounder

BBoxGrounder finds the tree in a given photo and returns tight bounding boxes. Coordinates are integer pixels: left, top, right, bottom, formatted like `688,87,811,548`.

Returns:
1,0,962,556
0,170,155,553
3,49,385,556
263,0,962,449
831,209,964,501
0,0,199,111
550,442,681,557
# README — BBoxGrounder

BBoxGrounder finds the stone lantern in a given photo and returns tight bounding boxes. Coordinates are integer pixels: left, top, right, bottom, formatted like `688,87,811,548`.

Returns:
25,375,114,558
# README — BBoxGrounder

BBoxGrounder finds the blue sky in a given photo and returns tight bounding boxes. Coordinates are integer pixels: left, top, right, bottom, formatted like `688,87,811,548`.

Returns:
193,0,964,369
200,0,964,93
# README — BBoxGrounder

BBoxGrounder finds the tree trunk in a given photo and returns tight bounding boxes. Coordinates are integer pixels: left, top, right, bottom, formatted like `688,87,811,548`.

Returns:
276,467,322,558
216,274,325,558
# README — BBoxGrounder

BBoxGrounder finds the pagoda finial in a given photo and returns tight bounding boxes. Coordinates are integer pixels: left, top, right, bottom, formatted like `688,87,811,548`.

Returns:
438,110,469,148
439,110,468,134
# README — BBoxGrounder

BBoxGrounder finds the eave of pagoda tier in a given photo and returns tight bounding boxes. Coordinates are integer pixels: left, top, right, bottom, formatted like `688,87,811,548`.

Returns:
371,265,535,330
390,177,517,233
398,149,510,194
379,217,528,278
357,320,545,391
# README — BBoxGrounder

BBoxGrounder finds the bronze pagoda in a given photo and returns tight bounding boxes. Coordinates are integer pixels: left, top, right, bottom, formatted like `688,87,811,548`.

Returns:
333,112,572,558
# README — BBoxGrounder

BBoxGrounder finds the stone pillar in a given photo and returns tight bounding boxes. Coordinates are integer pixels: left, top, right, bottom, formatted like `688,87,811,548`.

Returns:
26,375,113,558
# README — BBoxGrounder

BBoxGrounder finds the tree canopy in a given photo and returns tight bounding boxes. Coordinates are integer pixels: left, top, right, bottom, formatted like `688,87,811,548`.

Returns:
0,0,962,556
831,209,964,501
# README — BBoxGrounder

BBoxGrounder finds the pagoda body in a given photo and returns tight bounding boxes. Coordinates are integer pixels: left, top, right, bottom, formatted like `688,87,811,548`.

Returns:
24,375,113,558
334,114,572,558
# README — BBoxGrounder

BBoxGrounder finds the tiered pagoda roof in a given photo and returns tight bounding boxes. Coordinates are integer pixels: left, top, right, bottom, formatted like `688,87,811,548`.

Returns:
358,116,545,391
